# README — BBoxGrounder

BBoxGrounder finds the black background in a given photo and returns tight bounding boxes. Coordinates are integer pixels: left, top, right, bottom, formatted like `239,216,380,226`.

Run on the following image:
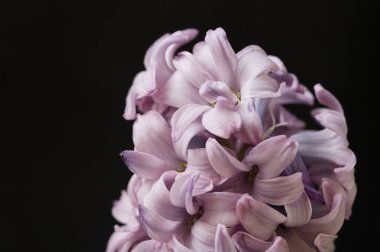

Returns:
2,0,378,251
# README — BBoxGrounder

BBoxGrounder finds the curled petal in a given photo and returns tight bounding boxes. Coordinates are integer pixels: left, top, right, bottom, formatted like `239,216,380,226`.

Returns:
244,135,298,179
171,104,210,141
206,138,250,178
199,80,238,104
345,184,357,219
131,240,163,252
266,236,289,252
314,84,343,113
187,148,222,184
144,171,187,221
200,192,241,226
120,150,168,180
236,194,286,240
173,51,212,88
235,99,263,144
133,111,180,168
138,204,183,242
168,236,192,252
314,233,337,252
202,97,242,139
232,231,273,252
284,192,312,227
187,221,217,251
112,190,139,227
215,224,238,252
106,225,146,252
277,228,315,252
253,172,304,205
312,108,347,137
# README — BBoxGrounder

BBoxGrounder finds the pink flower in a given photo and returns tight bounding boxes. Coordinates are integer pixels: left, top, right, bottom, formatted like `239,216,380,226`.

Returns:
108,28,356,251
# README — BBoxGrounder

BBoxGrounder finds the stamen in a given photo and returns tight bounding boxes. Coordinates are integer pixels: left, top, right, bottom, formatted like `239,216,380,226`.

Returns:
235,91,241,104
176,162,187,172
187,207,204,225
248,165,259,182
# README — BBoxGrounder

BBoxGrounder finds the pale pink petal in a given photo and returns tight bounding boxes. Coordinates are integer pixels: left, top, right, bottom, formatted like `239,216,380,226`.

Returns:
133,111,180,168
253,173,304,205
199,80,238,104
345,184,357,219
215,224,238,252
143,171,187,221
187,148,222,184
131,240,163,252
236,45,266,59
112,190,139,227
200,192,241,226
241,76,285,99
314,84,343,113
202,97,242,139
168,236,192,252
236,194,286,240
244,135,298,179
153,71,207,108
171,104,210,141
235,99,263,144
137,204,183,242
173,51,212,88
284,192,312,227
277,229,315,252
266,236,289,252
314,233,337,252
187,221,217,251
268,55,287,74
206,138,250,178
232,231,273,252
120,150,168,180
204,27,236,85
312,108,347,137
106,225,147,252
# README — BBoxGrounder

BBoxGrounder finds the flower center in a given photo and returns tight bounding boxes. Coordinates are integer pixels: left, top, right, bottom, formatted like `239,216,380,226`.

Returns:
248,165,259,183
187,207,204,225
176,162,187,172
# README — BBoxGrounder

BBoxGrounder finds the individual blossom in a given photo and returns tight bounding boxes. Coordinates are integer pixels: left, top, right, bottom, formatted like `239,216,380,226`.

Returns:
108,27,356,251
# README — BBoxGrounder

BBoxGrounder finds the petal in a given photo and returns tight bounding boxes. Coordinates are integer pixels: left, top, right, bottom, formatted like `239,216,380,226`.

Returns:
312,108,347,137
199,80,238,104
112,190,139,226
284,192,312,227
200,192,241,226
314,84,343,113
171,104,210,142
173,51,212,88
244,135,298,179
235,99,263,144
168,236,193,252
204,27,236,84
253,172,304,205
143,171,187,221
241,76,285,99
277,228,315,252
106,225,147,252
236,194,286,240
120,150,169,180
153,71,207,108
187,221,216,251
232,231,273,252
314,233,337,252
266,236,289,252
345,184,357,219
215,224,238,252
202,97,242,139
206,138,250,178
133,111,180,168
187,148,222,184
173,118,206,161
131,240,163,252
138,204,183,242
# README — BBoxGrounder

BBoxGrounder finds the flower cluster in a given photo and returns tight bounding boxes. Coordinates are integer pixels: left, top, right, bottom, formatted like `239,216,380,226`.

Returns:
107,28,356,252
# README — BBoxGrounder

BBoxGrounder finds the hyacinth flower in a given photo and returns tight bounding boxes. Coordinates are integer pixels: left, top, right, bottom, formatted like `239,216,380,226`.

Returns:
108,28,356,251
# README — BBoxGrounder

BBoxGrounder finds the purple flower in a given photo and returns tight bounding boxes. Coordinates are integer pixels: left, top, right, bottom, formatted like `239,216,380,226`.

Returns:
108,28,356,251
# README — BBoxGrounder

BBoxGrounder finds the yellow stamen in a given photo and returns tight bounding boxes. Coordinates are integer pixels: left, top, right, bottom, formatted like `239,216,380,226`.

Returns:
176,162,187,172
248,165,259,183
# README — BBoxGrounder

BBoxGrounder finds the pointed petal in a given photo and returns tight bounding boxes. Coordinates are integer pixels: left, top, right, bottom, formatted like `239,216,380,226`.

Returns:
206,138,250,178
200,192,241,226
314,84,343,113
236,194,286,240
314,233,337,252
215,224,238,252
144,171,187,221
153,71,207,108
106,225,146,252
173,51,212,88
133,111,180,168
235,99,263,144
120,150,169,180
284,192,312,227
138,204,183,242
244,135,298,179
232,231,273,252
312,108,347,137
199,80,238,104
253,173,304,205
171,104,210,142
204,28,236,84
202,97,242,139
112,190,139,226
266,236,289,252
